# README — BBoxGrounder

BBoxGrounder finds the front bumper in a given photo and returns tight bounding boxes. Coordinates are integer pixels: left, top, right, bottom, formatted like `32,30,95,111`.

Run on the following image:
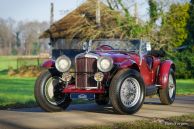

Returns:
63,84,105,94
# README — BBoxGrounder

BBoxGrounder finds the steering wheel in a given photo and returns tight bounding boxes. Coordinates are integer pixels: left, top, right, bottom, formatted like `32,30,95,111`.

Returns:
96,45,114,51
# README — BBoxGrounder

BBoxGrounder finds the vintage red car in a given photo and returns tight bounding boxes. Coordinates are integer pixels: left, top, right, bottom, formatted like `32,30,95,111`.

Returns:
34,39,176,114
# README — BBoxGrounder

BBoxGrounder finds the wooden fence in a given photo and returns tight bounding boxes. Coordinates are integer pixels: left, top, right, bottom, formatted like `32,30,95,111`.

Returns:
16,56,50,69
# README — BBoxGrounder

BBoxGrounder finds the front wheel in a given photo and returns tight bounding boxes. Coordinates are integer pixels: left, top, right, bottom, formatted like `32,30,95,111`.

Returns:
109,69,145,114
159,68,176,105
34,70,71,112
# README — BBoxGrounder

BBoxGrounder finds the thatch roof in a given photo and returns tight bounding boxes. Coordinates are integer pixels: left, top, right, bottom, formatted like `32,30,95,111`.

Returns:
40,0,131,40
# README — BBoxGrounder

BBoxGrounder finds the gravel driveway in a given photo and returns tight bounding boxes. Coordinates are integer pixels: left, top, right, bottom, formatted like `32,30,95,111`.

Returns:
0,96,194,129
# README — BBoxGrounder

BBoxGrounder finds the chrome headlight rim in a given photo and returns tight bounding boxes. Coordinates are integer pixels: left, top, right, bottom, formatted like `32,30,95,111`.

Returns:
55,55,71,73
97,56,113,72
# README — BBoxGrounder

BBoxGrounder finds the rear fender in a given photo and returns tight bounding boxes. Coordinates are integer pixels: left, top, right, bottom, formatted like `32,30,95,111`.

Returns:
42,59,55,68
158,60,175,89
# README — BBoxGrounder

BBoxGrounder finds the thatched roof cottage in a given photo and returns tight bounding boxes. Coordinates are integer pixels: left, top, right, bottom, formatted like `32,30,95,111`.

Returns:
40,0,138,50
41,0,133,39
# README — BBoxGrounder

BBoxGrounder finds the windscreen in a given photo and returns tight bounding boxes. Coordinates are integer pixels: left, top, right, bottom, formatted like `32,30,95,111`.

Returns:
51,39,141,53
91,39,140,52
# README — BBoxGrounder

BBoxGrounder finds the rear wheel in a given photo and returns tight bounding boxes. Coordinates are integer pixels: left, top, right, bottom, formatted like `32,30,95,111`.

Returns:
95,94,109,105
109,69,145,114
34,70,71,112
159,68,176,105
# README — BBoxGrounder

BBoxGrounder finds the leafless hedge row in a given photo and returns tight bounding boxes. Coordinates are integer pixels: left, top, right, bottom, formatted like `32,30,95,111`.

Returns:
0,18,50,55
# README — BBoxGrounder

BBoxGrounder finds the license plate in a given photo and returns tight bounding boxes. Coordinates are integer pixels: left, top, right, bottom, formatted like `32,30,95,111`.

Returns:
70,93,95,99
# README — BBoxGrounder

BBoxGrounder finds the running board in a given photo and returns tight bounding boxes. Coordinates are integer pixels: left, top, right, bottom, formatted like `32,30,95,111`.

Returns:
146,85,159,96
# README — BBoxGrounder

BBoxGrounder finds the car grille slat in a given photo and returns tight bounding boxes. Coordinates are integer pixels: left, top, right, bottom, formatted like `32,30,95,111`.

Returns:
76,57,97,88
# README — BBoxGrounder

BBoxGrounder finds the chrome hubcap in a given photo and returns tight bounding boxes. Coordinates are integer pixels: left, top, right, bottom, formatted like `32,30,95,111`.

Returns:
44,77,65,105
168,74,175,98
120,77,141,108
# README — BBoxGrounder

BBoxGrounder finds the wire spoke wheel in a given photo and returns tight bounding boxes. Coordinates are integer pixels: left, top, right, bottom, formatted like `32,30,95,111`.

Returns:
159,68,176,105
109,69,145,114
168,74,175,99
35,70,71,112
44,76,65,105
120,77,141,108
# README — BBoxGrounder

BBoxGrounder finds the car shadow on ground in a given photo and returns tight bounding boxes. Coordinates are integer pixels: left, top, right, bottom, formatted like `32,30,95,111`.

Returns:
10,103,116,114
9,96,194,114
10,101,162,114
9,97,162,113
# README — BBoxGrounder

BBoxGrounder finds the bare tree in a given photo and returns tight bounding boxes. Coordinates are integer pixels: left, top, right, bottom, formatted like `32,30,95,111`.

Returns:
0,18,16,55
0,18,49,55
16,21,49,55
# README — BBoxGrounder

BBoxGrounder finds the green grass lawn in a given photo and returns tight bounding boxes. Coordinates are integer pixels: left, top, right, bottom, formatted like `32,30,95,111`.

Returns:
0,56,18,71
176,79,194,95
0,70,36,108
0,56,46,71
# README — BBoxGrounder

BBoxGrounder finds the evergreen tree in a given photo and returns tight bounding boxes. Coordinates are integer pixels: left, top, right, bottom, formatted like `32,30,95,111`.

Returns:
162,3,190,49
171,1,194,79
187,0,194,45
148,0,159,25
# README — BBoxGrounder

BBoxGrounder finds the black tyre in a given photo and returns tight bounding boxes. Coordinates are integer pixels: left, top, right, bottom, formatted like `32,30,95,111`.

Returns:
109,69,145,114
34,70,71,112
159,68,176,105
95,94,109,105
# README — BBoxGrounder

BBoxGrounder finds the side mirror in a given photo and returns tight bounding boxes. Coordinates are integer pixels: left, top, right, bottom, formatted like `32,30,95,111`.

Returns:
146,42,152,51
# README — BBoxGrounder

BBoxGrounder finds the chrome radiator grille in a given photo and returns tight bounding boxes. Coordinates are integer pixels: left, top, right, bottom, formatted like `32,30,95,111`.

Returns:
76,57,97,88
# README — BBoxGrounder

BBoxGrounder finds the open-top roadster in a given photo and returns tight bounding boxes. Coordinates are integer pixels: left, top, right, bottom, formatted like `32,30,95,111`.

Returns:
34,39,176,114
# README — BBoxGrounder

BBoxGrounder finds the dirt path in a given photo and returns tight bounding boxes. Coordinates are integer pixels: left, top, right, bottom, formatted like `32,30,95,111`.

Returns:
0,96,194,129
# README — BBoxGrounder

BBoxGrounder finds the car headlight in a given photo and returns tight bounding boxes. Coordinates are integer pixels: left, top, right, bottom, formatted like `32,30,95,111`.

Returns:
94,72,104,82
97,56,113,72
62,72,72,82
55,55,71,72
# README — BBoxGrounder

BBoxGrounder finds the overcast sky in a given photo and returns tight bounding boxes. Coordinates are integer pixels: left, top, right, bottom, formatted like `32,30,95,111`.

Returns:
0,0,84,22
0,0,148,22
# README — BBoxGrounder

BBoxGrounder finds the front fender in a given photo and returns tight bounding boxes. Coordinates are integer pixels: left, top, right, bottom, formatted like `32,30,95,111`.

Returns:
119,59,136,69
158,60,175,89
42,59,55,68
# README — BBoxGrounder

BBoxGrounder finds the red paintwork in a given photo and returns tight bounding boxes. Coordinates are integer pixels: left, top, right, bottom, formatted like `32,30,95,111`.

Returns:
95,51,175,87
96,52,160,86
63,85,105,94
42,60,55,68
44,49,174,94
158,60,174,89
139,57,153,86
98,52,130,63
119,59,135,69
